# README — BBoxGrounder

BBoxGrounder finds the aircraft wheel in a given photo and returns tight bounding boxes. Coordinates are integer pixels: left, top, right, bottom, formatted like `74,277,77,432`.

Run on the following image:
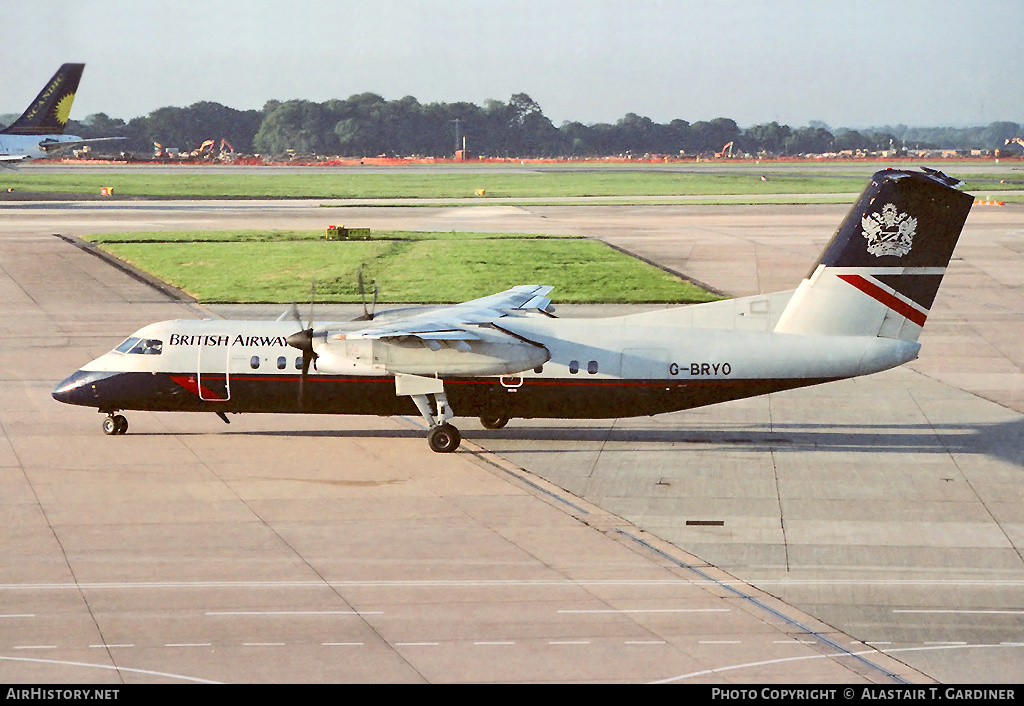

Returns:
427,423,461,453
480,415,509,430
103,415,129,436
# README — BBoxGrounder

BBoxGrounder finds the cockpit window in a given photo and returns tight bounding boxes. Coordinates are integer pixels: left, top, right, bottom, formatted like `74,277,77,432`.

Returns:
114,337,163,355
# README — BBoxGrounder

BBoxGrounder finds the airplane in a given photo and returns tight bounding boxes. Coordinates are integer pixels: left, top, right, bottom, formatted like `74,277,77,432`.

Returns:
0,63,123,164
53,168,974,453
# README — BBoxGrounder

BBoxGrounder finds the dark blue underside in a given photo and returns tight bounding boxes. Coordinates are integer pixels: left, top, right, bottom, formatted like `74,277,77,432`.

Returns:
53,371,840,419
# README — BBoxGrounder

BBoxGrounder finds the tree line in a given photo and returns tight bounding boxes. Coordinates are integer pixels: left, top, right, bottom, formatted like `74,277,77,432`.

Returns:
21,92,1023,158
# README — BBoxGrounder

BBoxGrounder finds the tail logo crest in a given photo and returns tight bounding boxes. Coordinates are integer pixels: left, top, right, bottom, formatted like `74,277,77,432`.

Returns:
862,204,917,258
54,93,75,125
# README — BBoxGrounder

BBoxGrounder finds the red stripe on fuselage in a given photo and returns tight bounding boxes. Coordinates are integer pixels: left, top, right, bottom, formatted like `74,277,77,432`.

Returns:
836,274,928,327
169,374,228,401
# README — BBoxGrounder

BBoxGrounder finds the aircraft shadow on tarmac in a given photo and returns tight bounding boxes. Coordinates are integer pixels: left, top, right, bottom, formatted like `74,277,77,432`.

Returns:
150,416,1024,466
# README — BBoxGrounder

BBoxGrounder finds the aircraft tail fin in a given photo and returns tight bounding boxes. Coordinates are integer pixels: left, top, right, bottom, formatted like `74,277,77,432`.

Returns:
774,169,973,341
1,63,84,135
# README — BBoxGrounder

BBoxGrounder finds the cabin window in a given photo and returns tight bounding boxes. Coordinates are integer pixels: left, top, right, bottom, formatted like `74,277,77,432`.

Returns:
569,360,579,374
115,337,163,355
588,360,598,374
295,357,303,370
277,356,287,370
250,356,260,369
534,365,543,374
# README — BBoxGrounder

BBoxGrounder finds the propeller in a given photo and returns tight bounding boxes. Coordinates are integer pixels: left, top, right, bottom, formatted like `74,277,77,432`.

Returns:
355,266,378,321
285,281,318,409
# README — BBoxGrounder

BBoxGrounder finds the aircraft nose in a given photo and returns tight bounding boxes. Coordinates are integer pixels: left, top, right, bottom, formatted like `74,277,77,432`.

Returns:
52,369,108,406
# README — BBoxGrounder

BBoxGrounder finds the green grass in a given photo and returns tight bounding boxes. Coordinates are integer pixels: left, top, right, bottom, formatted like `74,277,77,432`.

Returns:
6,168,1019,200
94,230,719,304
0,171,876,198
82,229,577,243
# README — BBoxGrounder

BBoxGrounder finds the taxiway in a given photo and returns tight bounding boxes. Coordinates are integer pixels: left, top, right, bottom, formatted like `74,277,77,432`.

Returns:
1,195,1021,683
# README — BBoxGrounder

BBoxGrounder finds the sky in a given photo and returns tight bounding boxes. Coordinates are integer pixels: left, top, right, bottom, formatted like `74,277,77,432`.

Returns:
3,0,1021,130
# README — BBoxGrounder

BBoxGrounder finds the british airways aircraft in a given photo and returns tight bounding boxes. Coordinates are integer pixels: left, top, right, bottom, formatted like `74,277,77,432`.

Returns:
0,63,122,164
53,169,974,453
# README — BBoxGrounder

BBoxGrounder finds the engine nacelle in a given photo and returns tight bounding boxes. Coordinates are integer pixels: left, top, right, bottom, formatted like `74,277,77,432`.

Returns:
314,336,549,377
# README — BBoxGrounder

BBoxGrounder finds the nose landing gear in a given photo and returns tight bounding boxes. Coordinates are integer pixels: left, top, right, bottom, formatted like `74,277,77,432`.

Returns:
102,414,128,435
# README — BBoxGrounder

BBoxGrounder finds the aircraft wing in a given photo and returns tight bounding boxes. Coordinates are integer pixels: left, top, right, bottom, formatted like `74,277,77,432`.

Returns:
341,285,554,342
38,136,126,153
0,155,30,165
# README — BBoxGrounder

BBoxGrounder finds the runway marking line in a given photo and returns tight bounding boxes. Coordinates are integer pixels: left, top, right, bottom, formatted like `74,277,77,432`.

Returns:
205,610,380,616
894,609,1024,615
557,608,729,614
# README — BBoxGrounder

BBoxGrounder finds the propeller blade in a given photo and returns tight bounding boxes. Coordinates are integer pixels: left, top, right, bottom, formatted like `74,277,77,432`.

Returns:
307,280,316,330
358,267,369,320
353,267,378,321
286,311,318,410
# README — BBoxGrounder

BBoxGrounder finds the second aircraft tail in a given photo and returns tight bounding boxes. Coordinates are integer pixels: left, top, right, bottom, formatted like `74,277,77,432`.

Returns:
1,63,84,135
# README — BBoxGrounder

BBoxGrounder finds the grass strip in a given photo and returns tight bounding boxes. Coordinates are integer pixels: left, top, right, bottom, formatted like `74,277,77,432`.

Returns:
96,234,719,304
0,171,977,199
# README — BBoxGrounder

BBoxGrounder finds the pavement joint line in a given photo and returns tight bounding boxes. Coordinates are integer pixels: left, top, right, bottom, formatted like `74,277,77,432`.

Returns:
615,528,911,685
397,415,592,515
51,232,199,307
462,443,592,515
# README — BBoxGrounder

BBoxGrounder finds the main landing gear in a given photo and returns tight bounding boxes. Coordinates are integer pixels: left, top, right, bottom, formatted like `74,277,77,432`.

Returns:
396,374,462,453
102,413,128,435
479,415,509,430
427,423,461,453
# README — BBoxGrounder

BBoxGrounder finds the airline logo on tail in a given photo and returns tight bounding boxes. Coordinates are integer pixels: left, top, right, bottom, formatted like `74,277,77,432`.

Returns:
54,93,75,126
862,204,917,258
21,74,70,126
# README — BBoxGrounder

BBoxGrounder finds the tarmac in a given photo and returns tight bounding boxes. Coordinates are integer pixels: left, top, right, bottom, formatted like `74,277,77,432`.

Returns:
0,194,1022,683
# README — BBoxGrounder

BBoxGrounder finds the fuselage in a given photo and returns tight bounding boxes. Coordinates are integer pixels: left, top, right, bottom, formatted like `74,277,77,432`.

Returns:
53,299,921,422
0,133,84,160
